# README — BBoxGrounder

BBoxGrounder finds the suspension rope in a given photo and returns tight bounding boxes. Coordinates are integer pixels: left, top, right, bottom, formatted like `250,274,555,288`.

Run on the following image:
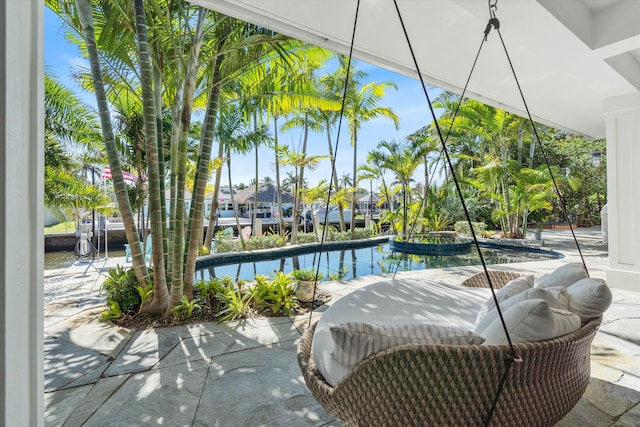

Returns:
393,2,526,424
307,0,362,328
391,0,518,355
391,15,492,280
490,12,589,277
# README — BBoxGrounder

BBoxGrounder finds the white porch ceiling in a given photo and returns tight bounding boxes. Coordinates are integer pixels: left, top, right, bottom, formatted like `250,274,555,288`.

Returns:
192,0,640,139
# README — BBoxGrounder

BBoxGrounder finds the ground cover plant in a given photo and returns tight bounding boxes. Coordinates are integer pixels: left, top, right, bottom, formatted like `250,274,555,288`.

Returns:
101,266,313,329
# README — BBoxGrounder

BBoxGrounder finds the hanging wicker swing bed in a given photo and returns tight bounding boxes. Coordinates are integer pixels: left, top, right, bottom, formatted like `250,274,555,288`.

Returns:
296,1,611,426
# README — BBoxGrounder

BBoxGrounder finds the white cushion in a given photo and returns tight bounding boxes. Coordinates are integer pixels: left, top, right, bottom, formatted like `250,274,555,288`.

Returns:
535,262,587,289
331,322,484,369
480,299,581,345
566,278,612,323
475,275,534,326
475,287,567,335
311,279,492,386
546,286,570,309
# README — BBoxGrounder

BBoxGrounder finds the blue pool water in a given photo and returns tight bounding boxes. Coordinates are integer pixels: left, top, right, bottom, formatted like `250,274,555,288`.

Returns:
194,243,561,283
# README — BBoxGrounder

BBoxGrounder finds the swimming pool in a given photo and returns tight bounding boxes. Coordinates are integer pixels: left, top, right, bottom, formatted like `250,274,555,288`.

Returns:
194,242,562,283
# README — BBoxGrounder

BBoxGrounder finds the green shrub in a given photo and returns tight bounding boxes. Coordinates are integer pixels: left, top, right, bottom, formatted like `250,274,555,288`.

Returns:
351,228,374,240
217,283,253,322
198,245,210,256
265,271,297,315
296,232,318,244
100,300,122,322
170,295,202,321
245,235,280,250
215,239,240,253
292,268,323,281
454,221,487,237
101,265,145,314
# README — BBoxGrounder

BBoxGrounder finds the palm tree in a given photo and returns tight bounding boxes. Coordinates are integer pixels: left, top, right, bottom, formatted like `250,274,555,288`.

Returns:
44,75,108,222
217,105,268,249
278,145,327,243
340,61,400,233
72,0,151,289
406,125,441,222
281,171,296,193
368,140,421,235
339,173,352,190
135,0,204,313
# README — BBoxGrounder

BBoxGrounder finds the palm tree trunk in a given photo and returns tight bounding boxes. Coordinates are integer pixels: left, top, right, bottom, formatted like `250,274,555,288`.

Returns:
350,129,358,234
75,0,150,286
227,150,245,249
166,69,184,289
133,0,170,314
153,65,169,272
291,113,309,244
325,126,346,231
253,111,260,234
274,116,286,240
168,7,206,313
184,51,222,298
501,145,512,235
204,143,224,248
422,153,429,233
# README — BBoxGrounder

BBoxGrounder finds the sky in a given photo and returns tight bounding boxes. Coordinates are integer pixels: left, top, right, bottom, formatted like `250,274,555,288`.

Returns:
44,7,440,190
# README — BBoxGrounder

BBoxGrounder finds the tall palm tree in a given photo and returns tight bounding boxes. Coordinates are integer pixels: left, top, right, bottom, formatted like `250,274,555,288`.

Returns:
133,0,189,314
340,62,400,232
368,140,421,235
217,105,268,249
73,0,151,288
278,145,327,243
362,151,396,234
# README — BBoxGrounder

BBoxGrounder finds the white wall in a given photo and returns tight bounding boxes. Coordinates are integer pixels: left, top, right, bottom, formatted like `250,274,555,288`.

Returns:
0,0,44,424
604,92,640,292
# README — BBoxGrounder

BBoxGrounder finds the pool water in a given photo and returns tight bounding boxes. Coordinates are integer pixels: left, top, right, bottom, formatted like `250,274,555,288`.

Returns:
194,243,561,283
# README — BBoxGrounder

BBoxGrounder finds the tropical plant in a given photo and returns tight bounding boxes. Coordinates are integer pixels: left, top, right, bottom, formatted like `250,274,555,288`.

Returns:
170,295,202,321
453,221,487,237
100,301,123,322
44,75,107,223
292,269,324,282
101,265,142,314
217,283,253,322
250,274,272,311
136,282,154,311
367,140,421,235
50,0,322,319
265,271,297,315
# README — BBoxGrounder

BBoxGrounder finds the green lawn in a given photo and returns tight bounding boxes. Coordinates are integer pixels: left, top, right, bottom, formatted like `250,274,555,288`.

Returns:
44,221,76,235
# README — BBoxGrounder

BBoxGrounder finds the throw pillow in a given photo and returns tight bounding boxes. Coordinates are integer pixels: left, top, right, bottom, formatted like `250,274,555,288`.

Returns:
330,322,485,369
475,287,566,335
546,286,570,309
475,275,534,326
566,277,612,323
480,299,581,345
535,262,588,289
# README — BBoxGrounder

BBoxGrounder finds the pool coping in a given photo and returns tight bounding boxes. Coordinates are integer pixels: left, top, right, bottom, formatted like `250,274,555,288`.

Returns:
195,235,563,270
195,235,390,269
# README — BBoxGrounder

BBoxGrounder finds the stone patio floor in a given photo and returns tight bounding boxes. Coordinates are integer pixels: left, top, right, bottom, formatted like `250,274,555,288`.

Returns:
44,228,640,426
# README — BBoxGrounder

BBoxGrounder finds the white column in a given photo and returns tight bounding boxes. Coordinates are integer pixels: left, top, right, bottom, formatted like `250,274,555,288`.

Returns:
603,92,640,292
0,1,44,425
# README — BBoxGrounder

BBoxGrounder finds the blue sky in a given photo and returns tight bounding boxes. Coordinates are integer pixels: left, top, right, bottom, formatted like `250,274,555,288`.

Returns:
45,7,439,189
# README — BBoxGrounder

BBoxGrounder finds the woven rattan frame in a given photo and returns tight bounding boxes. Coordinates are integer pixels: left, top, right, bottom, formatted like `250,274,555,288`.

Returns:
297,271,602,426
461,270,528,288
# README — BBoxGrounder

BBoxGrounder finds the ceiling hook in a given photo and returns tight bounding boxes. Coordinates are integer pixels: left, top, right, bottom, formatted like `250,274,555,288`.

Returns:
489,0,498,18
484,0,500,40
